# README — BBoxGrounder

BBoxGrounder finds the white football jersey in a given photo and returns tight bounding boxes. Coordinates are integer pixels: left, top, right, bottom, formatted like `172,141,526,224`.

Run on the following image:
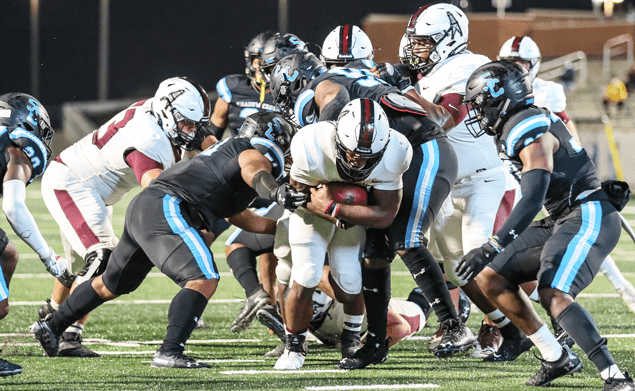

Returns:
290,121,412,191
415,52,505,180
59,99,178,205
532,77,567,113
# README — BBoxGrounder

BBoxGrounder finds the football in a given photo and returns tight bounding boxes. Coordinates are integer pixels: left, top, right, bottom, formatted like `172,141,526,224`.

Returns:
328,182,368,205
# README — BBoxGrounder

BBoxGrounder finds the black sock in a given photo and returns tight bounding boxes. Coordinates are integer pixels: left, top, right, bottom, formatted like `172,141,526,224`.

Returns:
160,288,209,353
401,247,457,322
362,265,391,341
557,302,615,371
226,247,260,296
49,278,105,335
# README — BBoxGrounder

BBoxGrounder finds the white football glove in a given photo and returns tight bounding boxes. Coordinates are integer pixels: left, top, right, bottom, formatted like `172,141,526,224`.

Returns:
40,247,74,287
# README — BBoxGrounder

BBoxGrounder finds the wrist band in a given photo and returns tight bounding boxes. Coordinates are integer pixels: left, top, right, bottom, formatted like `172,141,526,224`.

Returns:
487,236,503,253
331,203,340,218
324,200,336,214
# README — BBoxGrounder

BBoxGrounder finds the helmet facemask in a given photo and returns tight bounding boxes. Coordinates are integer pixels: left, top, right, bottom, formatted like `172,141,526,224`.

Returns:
464,94,508,138
335,129,387,182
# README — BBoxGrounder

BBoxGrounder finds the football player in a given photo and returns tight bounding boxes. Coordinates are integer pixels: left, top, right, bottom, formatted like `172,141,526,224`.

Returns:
457,60,635,390
0,93,72,376
403,3,526,360
209,31,280,139
272,51,475,369
271,98,412,370
36,77,217,357
499,35,635,340
32,112,306,368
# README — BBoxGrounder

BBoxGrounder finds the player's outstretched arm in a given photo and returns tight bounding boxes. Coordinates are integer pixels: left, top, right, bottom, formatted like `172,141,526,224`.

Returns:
2,146,72,285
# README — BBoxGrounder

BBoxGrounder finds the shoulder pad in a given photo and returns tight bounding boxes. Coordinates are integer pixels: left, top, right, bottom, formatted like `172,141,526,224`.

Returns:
501,107,551,157
9,127,49,180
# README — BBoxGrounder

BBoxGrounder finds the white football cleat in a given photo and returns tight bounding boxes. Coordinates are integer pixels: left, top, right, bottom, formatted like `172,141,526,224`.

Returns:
274,348,306,370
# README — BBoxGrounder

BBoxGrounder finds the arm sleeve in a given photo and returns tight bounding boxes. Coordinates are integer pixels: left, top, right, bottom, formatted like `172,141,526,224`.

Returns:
2,179,51,258
124,149,164,184
494,168,550,247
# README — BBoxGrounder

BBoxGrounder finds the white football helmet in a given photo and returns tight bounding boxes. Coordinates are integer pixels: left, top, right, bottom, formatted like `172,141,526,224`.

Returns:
398,34,409,64
335,98,390,182
498,36,542,80
320,24,374,67
405,3,469,75
151,77,211,149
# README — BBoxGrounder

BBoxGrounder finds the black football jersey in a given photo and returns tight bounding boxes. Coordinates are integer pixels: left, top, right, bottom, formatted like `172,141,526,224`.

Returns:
0,123,50,194
293,65,444,145
497,106,600,216
149,137,259,230
215,74,280,136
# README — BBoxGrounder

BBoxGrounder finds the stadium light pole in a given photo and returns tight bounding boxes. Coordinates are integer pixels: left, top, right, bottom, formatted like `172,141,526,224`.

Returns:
30,0,40,98
278,0,288,33
98,0,110,100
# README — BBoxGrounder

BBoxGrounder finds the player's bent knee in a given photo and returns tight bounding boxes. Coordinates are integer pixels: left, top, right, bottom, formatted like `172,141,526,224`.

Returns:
275,259,292,285
75,248,112,286
475,267,505,298
91,276,118,301
444,258,468,287
184,278,218,300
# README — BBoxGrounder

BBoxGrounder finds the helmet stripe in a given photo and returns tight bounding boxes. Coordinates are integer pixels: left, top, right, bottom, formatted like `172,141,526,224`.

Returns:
407,4,432,28
340,24,352,55
358,99,374,149
511,36,523,56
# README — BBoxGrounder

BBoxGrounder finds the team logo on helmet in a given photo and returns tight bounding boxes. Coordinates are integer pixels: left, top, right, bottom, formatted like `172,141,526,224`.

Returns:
480,72,504,98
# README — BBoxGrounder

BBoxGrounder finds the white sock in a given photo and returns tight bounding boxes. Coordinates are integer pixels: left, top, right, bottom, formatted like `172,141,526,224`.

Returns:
342,314,364,332
601,364,625,381
65,322,84,335
528,324,562,362
485,310,510,328
49,298,60,311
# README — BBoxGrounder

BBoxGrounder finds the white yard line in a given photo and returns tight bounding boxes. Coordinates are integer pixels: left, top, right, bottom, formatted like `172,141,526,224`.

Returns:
306,385,439,390
221,369,345,375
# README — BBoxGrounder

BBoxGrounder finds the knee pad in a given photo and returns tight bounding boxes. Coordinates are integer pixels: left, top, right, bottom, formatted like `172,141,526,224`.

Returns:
329,261,362,295
275,258,292,285
75,248,112,285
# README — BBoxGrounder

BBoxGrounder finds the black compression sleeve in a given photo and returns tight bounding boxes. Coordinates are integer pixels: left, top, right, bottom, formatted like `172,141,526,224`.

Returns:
495,168,550,247
252,170,278,201
318,87,350,121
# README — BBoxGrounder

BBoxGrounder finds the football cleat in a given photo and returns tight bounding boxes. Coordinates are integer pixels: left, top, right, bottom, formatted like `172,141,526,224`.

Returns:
59,331,100,357
525,345,582,387
231,288,269,333
257,304,285,341
433,318,477,358
427,326,443,351
274,333,307,370
603,372,635,391
0,358,22,377
471,321,501,358
337,333,389,370
151,351,210,369
38,298,56,320
339,329,362,359
31,315,60,357
484,335,534,362
194,316,208,329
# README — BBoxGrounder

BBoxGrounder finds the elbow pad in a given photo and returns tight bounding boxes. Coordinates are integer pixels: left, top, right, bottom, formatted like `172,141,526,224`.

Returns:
495,169,550,247
252,170,279,201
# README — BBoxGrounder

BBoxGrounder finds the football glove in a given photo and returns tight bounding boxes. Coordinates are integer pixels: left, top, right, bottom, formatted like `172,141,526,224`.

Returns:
454,240,499,282
276,183,307,210
377,62,411,92
41,247,74,287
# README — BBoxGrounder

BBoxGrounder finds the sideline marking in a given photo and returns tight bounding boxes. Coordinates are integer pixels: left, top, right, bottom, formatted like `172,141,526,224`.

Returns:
306,385,439,390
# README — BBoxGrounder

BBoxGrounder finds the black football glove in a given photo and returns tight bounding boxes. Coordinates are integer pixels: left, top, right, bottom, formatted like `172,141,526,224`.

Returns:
275,183,307,210
376,62,412,92
454,241,499,282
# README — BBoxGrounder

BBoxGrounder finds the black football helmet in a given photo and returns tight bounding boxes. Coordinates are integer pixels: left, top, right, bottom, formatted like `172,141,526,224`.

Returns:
270,52,326,109
245,31,277,81
239,112,297,180
0,92,54,159
260,33,307,83
463,60,534,137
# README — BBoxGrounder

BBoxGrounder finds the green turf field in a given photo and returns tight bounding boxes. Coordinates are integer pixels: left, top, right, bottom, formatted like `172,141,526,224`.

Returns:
1,180,634,390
